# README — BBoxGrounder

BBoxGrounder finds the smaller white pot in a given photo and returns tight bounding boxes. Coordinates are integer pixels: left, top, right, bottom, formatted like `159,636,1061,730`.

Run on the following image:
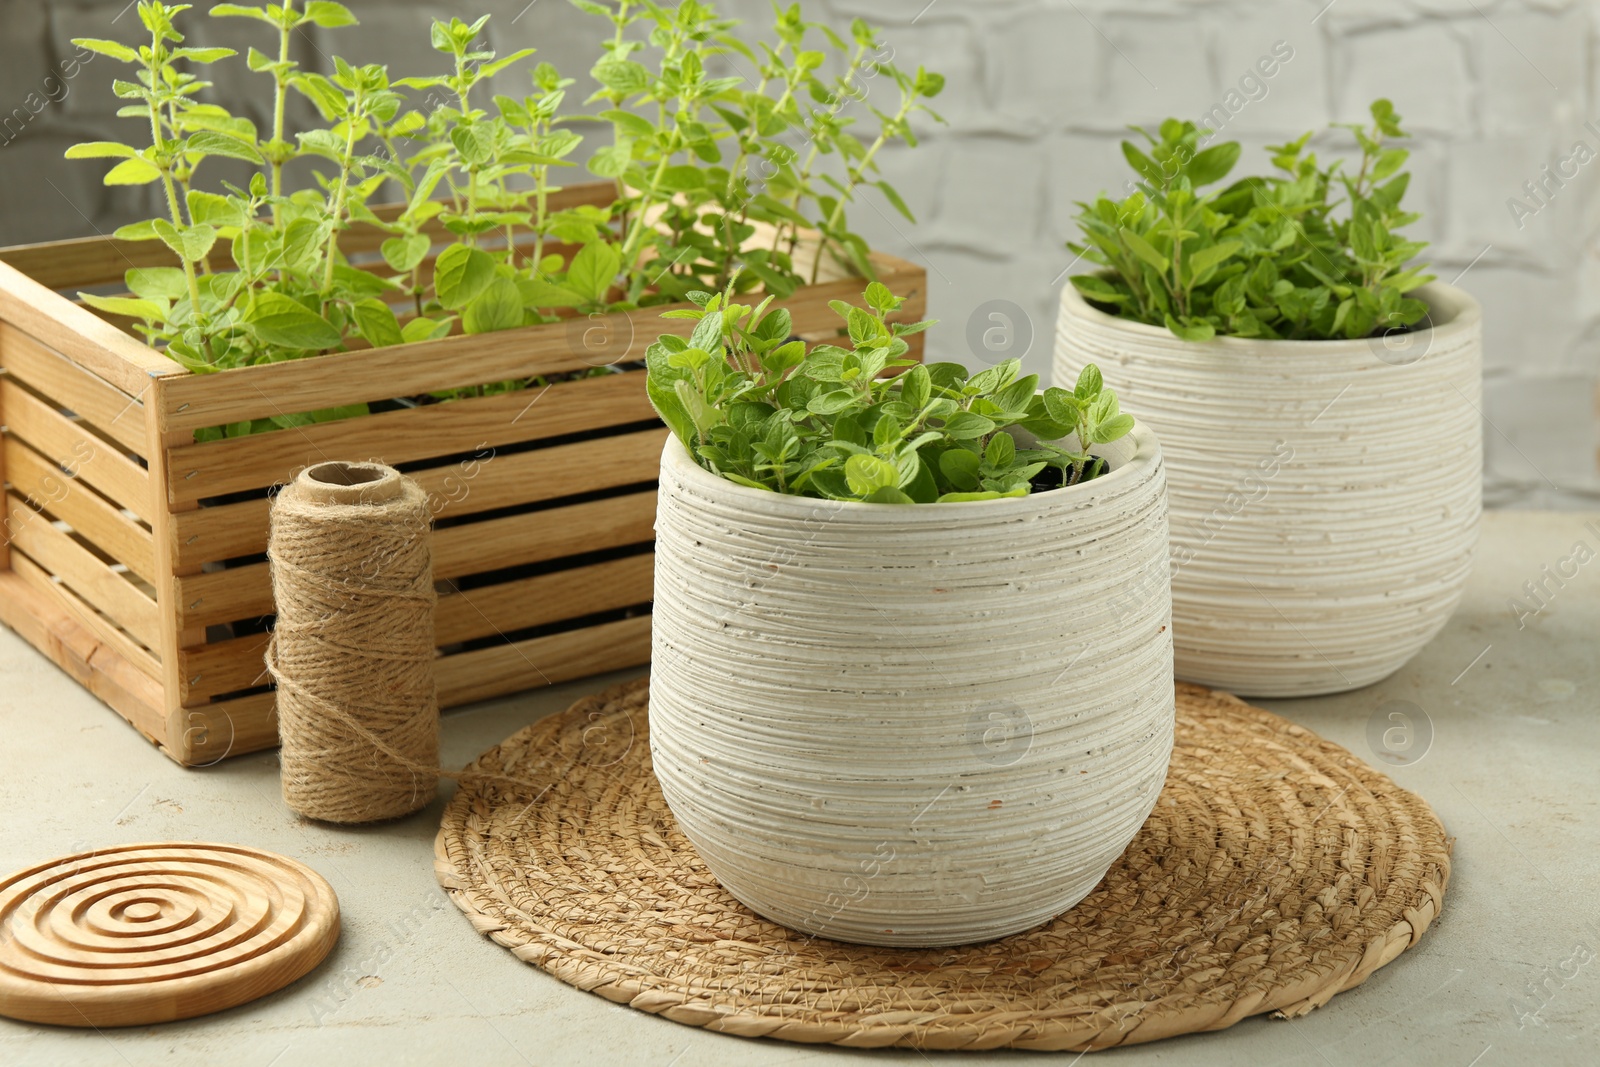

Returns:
1054,282,1482,697
650,425,1174,947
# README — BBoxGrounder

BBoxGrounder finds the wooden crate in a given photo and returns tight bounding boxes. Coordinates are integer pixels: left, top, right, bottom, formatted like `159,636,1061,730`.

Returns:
0,181,926,765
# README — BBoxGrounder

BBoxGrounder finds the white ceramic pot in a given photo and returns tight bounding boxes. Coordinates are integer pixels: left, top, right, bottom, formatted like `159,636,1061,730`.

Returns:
649,425,1174,948
1054,282,1482,698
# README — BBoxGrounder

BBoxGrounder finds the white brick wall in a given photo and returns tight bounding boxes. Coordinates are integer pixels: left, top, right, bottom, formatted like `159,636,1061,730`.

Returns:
1,0,1595,508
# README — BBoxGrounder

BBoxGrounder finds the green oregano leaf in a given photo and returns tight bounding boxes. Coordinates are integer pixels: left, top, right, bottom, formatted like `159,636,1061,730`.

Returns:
844,453,897,495
102,158,163,185
381,234,431,273
152,219,218,263
350,298,405,347
72,37,139,63
567,241,621,305
125,267,189,301
462,276,525,334
432,245,498,310
244,293,342,350
301,1,359,28
64,141,138,159
79,293,167,321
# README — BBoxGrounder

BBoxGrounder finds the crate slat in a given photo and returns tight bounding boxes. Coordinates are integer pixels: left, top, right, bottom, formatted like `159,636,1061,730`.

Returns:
402,426,667,521
436,552,654,645
171,564,271,634
432,492,657,580
159,328,618,434
1,379,154,521
8,549,161,683
166,427,666,568
0,260,182,396
436,613,653,708
6,493,162,651
0,567,165,745
4,437,157,583
172,490,657,631
1,237,184,293
0,323,149,454
163,372,654,506
168,500,269,571
174,691,278,765
177,633,271,705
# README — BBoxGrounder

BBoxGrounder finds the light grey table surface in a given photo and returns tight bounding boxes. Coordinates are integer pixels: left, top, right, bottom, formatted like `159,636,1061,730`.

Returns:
1,510,1595,1067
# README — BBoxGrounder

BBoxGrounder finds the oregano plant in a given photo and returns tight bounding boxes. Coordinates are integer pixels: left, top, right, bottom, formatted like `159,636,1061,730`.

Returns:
1069,99,1434,342
646,280,1133,503
578,1,944,304
64,0,942,436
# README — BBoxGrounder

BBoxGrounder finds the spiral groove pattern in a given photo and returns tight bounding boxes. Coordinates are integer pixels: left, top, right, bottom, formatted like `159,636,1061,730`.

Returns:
649,427,1174,947
1054,282,1482,696
0,843,339,1027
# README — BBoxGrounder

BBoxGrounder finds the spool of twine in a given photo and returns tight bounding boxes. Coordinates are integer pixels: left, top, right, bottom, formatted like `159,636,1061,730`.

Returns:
266,461,440,824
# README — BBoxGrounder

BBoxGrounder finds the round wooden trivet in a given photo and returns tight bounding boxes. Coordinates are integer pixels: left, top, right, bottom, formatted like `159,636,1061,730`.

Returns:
0,843,340,1028
435,680,1451,1052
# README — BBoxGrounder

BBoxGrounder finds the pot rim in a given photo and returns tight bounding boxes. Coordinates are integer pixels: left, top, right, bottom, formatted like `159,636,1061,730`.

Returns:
1057,277,1481,354
660,417,1163,520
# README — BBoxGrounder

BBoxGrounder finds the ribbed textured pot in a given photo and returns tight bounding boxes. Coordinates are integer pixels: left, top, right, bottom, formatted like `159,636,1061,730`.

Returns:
1054,281,1482,698
649,426,1174,948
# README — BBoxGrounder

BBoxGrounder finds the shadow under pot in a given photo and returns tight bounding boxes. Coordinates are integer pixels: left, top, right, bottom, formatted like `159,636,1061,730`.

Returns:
1053,280,1482,698
648,423,1175,948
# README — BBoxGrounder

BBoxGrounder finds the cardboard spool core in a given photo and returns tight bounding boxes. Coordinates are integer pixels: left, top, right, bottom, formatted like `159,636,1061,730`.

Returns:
297,461,404,506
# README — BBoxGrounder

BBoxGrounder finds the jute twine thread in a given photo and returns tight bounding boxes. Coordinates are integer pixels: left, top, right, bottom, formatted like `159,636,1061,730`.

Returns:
266,461,443,824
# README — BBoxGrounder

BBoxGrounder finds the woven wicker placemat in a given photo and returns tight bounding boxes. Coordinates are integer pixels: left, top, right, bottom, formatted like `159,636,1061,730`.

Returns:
435,679,1451,1052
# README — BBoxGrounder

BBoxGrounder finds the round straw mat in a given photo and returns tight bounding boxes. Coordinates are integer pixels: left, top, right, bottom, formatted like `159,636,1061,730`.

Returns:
435,679,1451,1052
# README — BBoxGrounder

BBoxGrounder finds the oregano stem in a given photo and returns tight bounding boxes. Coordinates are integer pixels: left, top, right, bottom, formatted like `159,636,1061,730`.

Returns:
270,0,296,221
773,40,868,257
531,115,549,270
811,91,912,286
454,56,480,245
620,124,682,301
321,101,361,300
144,26,202,315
